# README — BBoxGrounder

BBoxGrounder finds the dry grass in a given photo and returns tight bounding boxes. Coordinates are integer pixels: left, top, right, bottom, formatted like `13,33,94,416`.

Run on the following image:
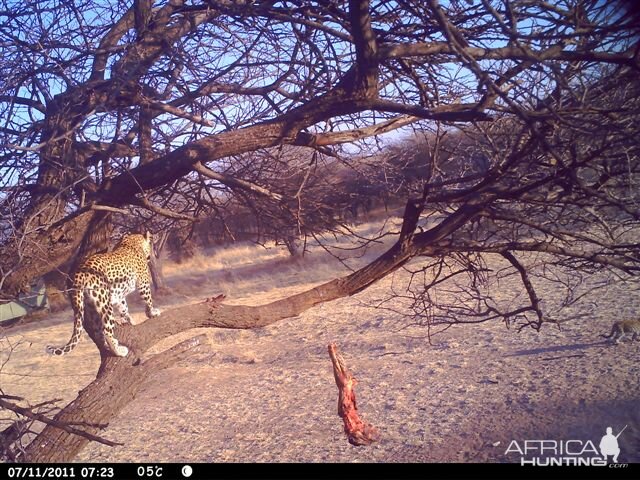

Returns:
1,215,639,463
159,217,403,307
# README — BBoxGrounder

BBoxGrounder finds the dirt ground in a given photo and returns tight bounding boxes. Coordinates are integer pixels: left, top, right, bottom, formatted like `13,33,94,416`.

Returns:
1,220,639,463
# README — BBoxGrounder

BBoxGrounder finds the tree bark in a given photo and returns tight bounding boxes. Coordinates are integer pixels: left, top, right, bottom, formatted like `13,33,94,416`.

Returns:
42,269,69,313
0,3,219,298
0,0,496,299
1,211,97,298
20,197,443,462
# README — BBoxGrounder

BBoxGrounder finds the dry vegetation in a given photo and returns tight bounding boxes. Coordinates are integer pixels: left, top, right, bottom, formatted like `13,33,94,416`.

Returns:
2,218,638,463
1,0,639,463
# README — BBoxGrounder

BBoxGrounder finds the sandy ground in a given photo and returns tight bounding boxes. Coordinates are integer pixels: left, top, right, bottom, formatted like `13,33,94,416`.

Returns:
1,219,639,463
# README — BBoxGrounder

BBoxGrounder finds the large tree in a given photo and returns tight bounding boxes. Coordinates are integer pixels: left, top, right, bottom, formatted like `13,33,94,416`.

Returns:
1,0,640,462
2,0,638,296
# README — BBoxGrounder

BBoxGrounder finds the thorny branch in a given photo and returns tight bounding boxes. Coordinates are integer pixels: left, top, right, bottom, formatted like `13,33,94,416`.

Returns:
1,0,639,297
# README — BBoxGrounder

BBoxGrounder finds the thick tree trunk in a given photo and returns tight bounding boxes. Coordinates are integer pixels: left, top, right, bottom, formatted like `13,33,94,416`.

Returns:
42,269,70,313
0,0,491,298
1,211,97,299
13,196,487,461
20,198,436,462
0,3,219,298
20,261,389,461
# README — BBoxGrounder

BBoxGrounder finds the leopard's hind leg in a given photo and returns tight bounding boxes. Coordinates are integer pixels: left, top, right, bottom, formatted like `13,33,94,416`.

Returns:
112,291,133,325
86,285,129,357
613,331,626,344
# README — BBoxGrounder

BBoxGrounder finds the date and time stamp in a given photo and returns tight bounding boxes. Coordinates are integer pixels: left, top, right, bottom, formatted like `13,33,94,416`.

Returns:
5,465,193,479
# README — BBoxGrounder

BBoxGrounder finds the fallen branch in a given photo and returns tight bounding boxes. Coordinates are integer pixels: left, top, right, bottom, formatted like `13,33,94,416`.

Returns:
328,343,379,446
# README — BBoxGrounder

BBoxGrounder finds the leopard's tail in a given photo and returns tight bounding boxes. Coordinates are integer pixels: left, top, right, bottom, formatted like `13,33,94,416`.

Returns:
46,288,85,356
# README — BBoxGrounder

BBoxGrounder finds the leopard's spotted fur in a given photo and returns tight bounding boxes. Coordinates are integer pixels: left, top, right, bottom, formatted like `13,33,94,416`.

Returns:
46,232,161,357
601,319,640,344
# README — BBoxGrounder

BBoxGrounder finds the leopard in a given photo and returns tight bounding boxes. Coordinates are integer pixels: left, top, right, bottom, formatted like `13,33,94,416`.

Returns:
46,231,161,357
600,319,640,344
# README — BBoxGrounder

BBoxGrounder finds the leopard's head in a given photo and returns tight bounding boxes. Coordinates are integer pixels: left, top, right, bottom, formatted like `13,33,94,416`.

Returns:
121,231,154,261
141,230,153,260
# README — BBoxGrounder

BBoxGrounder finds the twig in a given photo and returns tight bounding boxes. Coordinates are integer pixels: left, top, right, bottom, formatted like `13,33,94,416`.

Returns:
0,398,122,447
132,196,197,221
